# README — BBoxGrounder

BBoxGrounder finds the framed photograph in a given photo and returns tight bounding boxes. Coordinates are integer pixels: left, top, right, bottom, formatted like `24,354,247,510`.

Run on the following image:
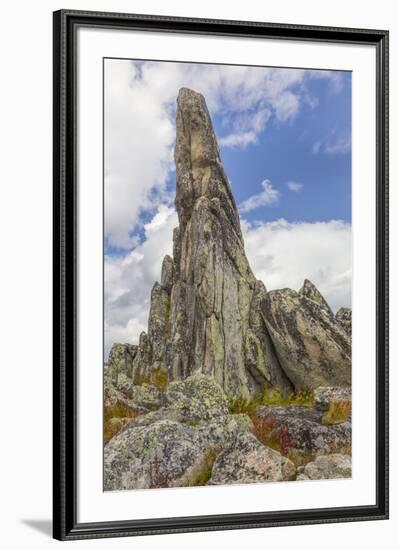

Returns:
53,9,389,540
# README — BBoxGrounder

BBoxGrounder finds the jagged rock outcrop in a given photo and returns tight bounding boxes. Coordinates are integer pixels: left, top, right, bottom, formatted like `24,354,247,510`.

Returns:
104,368,162,412
130,88,292,399
107,343,137,381
261,282,351,390
300,279,333,316
335,307,352,337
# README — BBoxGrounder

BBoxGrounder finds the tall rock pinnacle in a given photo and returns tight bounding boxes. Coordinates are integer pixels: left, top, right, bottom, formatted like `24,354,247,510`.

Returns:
130,88,291,399
128,88,351,399
174,88,242,239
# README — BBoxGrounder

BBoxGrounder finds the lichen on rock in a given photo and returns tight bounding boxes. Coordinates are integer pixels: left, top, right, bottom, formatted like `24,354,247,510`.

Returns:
296,453,351,480
261,284,351,390
103,87,352,490
208,432,296,485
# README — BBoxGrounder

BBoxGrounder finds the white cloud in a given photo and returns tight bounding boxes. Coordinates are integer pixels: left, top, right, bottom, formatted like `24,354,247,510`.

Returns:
105,212,352,356
287,180,303,192
238,179,280,213
104,205,177,357
105,60,344,247
242,218,352,312
105,60,175,249
219,131,258,149
312,132,351,156
324,135,351,155
219,107,272,149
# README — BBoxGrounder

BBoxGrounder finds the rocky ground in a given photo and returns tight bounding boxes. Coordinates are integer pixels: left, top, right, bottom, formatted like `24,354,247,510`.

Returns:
104,372,351,490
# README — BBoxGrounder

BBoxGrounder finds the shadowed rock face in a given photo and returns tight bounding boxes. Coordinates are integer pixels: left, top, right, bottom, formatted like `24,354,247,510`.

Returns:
261,286,351,389
124,88,351,398
335,307,352,337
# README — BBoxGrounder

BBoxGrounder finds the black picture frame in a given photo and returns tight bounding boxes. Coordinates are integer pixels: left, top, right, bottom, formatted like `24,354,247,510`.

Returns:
53,9,389,541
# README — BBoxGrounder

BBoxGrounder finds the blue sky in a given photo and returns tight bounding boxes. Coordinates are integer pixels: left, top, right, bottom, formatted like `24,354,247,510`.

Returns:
216,74,351,225
104,59,352,354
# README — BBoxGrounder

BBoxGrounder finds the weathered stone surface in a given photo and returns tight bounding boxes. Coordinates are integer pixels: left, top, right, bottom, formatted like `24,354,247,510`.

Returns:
147,282,170,364
104,413,247,490
108,343,137,379
104,420,210,490
335,307,352,337
132,331,152,383
161,254,174,292
209,432,296,485
114,372,133,399
123,375,228,429
261,284,351,390
164,374,229,421
299,279,333,317
314,386,351,412
231,413,255,433
174,88,242,238
255,405,351,465
246,280,293,393
296,453,351,480
131,384,163,410
104,369,130,409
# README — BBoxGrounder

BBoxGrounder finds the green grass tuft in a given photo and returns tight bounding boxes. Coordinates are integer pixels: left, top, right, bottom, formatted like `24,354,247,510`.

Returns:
227,387,314,415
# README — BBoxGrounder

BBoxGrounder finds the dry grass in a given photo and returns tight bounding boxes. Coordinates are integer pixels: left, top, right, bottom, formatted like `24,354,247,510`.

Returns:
227,387,314,416
104,403,140,444
322,400,351,425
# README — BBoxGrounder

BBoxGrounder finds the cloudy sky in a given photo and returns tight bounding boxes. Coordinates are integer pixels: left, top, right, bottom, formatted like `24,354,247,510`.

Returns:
104,58,352,357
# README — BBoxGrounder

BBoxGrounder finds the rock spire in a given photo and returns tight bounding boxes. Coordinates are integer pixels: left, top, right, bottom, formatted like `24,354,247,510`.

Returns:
125,88,351,398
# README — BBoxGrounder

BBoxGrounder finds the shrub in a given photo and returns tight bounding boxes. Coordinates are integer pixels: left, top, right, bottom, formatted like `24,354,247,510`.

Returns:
249,410,293,457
